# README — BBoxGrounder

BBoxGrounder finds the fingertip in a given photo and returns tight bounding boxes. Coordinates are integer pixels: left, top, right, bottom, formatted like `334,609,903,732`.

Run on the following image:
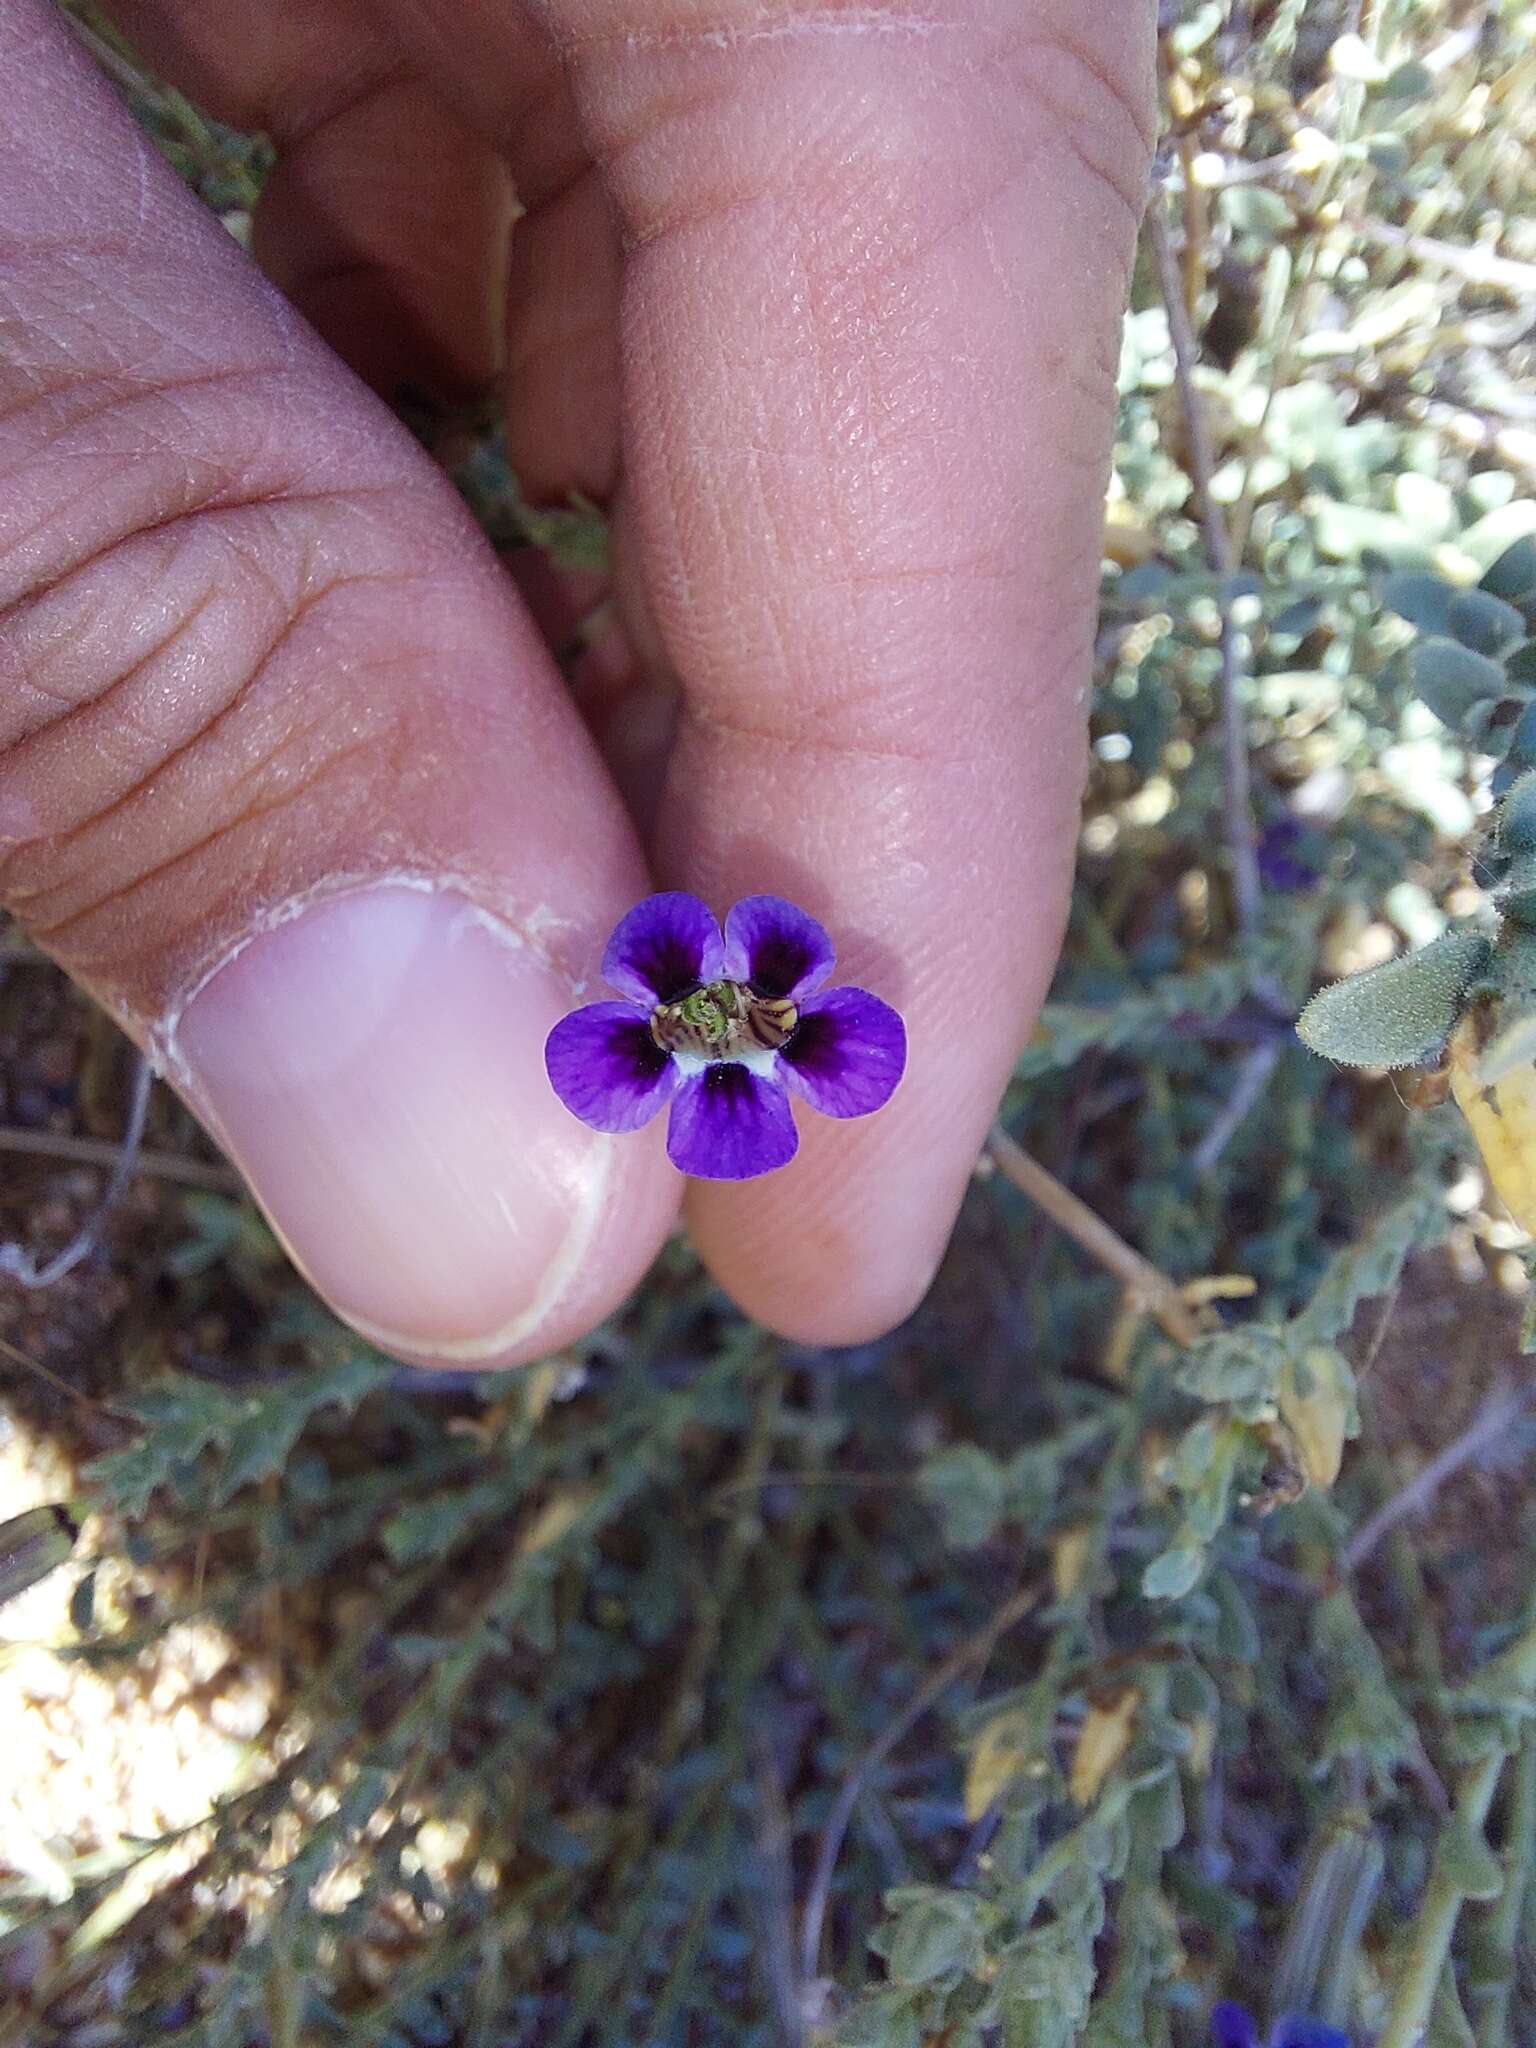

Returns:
169,881,680,1367
683,1105,958,1348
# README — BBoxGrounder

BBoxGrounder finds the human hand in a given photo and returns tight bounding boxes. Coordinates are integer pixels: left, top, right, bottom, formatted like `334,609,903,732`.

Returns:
0,0,1155,1365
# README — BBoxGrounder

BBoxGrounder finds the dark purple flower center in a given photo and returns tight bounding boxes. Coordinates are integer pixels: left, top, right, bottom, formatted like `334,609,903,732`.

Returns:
650,979,799,1061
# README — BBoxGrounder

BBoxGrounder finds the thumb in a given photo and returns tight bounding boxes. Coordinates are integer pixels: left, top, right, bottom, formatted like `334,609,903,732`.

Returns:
0,1,676,1363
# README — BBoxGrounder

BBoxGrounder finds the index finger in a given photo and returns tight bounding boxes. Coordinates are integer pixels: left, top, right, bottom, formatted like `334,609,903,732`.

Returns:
558,0,1158,1339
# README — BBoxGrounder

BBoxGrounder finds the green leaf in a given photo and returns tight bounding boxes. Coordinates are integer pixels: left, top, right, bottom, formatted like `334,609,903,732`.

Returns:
881,1888,986,1988
1174,1327,1289,1404
1480,533,1536,606
381,1478,513,1567
1298,929,1491,1069
917,1444,1007,1549
1381,569,1455,634
1017,961,1257,1080
215,1356,389,1503
1378,58,1434,99
85,1357,389,1517
1411,637,1512,729
1142,1546,1203,1602
996,1921,1098,2048
1219,186,1292,239
1448,588,1527,657
1314,1593,1419,1776
1296,1182,1451,1345
1462,503,1536,575
1312,501,1430,567
1499,772,1536,858
835,1991,924,2048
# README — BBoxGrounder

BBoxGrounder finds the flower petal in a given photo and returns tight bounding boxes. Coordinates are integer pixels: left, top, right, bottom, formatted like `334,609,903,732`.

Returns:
779,987,906,1118
602,893,725,1006
666,1062,798,1180
1272,2020,1350,2048
722,895,835,1000
1209,2006,1262,2048
545,1003,677,1132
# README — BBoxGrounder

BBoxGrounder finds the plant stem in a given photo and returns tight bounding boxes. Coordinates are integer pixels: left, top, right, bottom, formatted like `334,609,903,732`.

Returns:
1471,1731,1536,2048
1379,1751,1506,2048
986,1125,1203,1345
1145,190,1262,941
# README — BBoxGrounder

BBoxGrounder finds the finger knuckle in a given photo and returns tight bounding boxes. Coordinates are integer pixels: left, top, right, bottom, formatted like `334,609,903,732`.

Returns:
0,378,399,976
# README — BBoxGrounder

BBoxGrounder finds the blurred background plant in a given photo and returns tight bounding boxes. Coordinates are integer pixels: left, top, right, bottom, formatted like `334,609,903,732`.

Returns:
5,2,1536,2043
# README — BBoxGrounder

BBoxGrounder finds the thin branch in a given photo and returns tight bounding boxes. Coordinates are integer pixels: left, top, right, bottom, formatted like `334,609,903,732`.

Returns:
1355,218,1536,301
0,1055,153,1288
987,1126,1203,1346
753,1742,808,2048
0,1122,240,1192
0,1330,109,1414
1191,1040,1281,1173
1471,1727,1536,2048
1146,189,1263,939
797,1582,1038,1986
1341,1382,1536,1575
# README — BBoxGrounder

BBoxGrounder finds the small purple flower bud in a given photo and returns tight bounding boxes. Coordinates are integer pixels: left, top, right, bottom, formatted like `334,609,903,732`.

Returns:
1210,2004,1352,2048
544,893,906,1180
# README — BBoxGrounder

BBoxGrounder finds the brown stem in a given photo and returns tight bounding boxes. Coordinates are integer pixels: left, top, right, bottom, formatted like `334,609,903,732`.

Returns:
986,1126,1203,1347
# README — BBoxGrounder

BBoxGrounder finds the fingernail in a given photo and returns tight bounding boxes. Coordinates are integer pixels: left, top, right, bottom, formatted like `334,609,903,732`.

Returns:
170,883,611,1359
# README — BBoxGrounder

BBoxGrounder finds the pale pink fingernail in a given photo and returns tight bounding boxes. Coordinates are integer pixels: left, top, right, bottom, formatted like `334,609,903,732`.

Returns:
170,882,617,1359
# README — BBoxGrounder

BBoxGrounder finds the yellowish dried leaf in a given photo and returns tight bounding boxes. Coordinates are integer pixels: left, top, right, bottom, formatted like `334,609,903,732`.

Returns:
964,1708,1039,1823
515,1488,592,1558
1277,1345,1354,1491
1182,1714,1216,1780
1103,501,1158,568
1051,1526,1094,1604
1450,1015,1536,1235
1069,1687,1139,1807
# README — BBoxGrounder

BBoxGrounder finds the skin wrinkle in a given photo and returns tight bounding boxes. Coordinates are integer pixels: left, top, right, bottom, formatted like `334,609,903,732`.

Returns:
540,0,961,58
0,474,403,616
0,555,389,826
678,702,940,776
0,364,292,465
0,488,375,690
26,732,385,949
0,580,223,754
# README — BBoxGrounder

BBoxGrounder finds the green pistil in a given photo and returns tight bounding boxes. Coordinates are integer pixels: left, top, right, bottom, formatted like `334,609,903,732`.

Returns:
677,981,735,1045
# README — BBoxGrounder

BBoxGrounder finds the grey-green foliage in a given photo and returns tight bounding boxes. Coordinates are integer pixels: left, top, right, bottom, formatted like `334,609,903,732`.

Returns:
1298,523,1536,1075
1017,961,1263,1081
1411,637,1513,732
1314,1592,1422,1782
917,1434,1088,1550
1298,928,1490,1069
85,1355,390,1516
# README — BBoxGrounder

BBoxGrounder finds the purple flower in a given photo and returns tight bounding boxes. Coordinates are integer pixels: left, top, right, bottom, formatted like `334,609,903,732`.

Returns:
1211,2004,1351,2048
544,893,906,1180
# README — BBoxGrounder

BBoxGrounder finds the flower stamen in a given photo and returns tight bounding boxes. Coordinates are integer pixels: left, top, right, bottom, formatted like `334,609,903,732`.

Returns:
650,979,799,1061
